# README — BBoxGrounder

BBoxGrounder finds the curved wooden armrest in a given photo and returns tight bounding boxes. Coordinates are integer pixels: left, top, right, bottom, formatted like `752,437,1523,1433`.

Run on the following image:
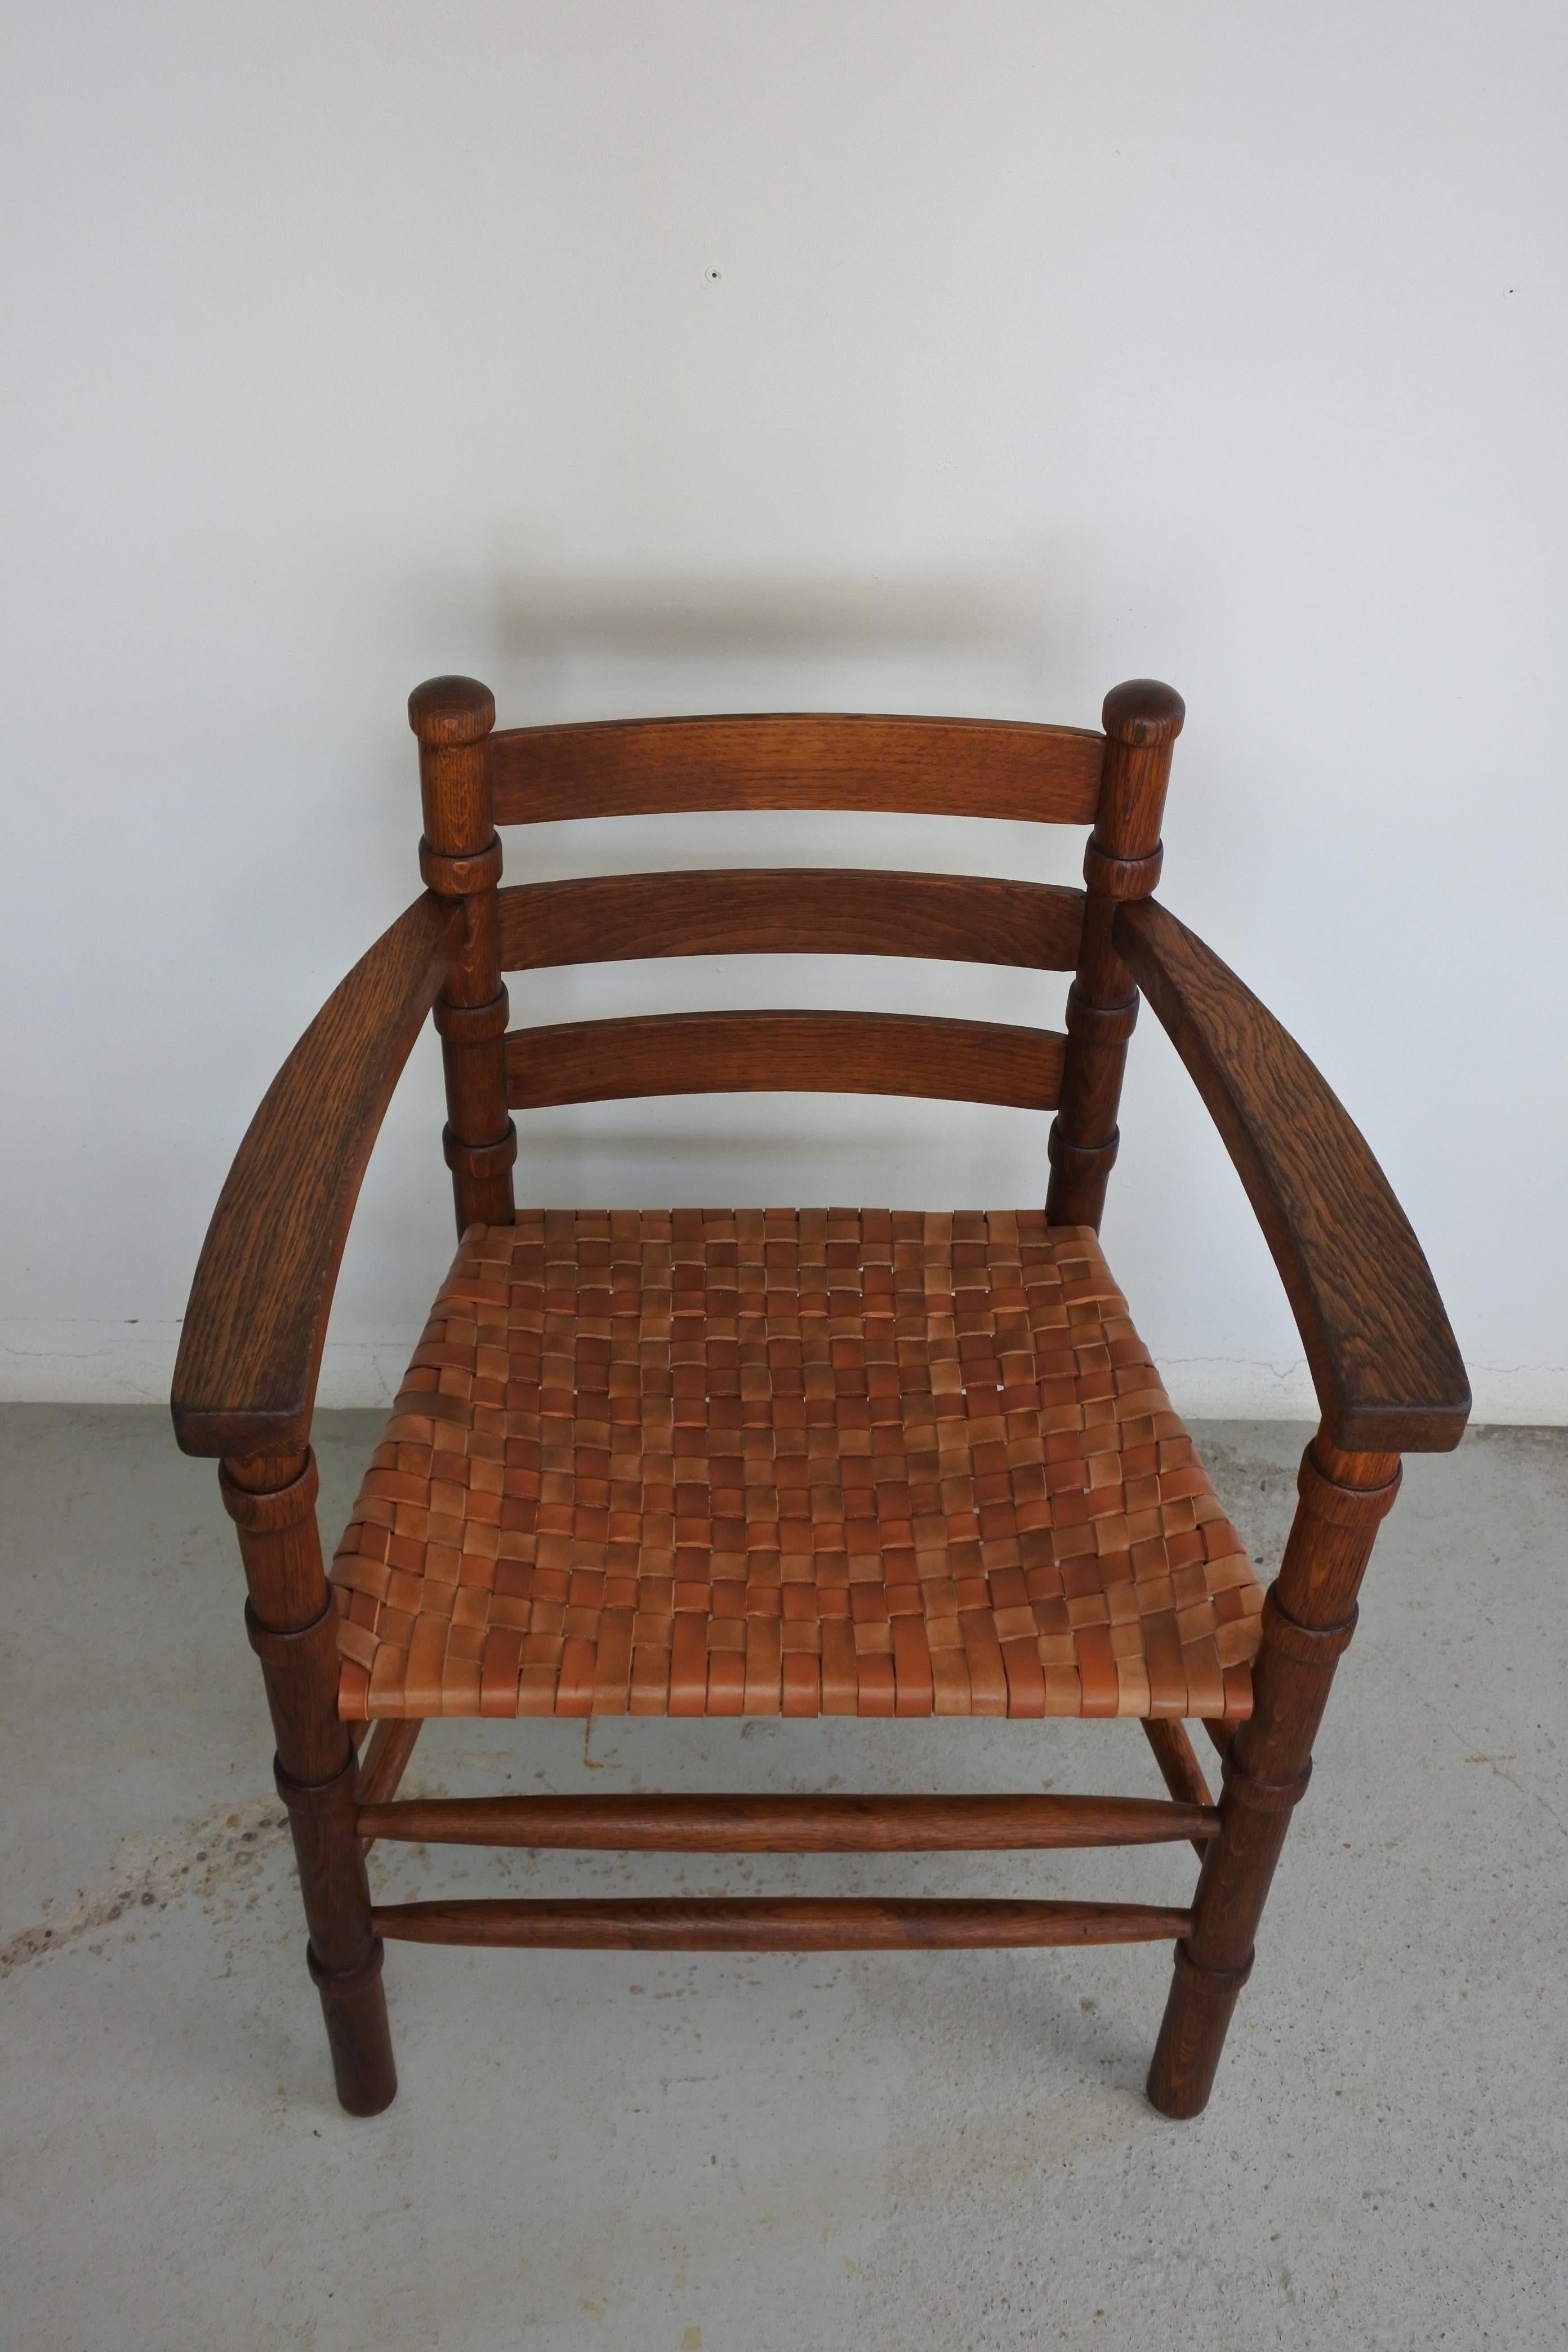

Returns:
171,892,464,1461
1115,897,1469,1455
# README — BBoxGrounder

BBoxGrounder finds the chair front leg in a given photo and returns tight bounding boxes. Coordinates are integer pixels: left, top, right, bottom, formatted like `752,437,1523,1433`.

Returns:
220,1450,396,2115
1147,1432,1402,2117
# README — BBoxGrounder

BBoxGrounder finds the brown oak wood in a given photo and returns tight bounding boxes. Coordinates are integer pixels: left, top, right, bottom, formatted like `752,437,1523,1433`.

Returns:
497,869,1085,972
357,1721,424,1855
1116,897,1471,1453
1147,1435,1402,2117
1048,680,1183,1228
357,1792,1218,1852
358,1720,423,1809
504,1011,1066,1111
1140,1720,1215,1860
221,1451,394,2115
222,1454,346,1783
489,712,1104,826
372,1897,1193,1951
171,894,461,1461
1141,1721,1213,1807
411,677,517,1233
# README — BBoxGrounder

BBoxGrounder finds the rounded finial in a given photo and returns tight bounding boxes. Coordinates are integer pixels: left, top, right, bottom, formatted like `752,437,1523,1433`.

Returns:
1102,679,1185,746
408,675,496,746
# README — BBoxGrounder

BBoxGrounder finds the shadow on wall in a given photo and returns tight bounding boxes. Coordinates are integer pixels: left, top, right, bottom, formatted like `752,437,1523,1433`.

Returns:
493,564,1075,655
406,541,1109,720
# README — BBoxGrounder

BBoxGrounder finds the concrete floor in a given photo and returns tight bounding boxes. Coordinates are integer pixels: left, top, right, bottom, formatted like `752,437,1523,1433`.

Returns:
2,1407,1563,2350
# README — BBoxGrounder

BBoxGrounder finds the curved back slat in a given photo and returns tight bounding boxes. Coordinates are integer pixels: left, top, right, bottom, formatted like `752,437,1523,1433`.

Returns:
497,871,1084,973
504,1012,1066,1111
489,714,1104,826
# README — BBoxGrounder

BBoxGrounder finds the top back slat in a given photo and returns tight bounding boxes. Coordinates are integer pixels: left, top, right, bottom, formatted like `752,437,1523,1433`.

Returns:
488,714,1104,826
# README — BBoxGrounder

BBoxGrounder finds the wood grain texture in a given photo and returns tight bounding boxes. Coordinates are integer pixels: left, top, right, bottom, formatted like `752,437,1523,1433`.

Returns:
357,1721,423,1855
1048,679,1183,1230
357,1792,1219,1852
1116,897,1469,1454
222,1452,395,2114
1141,1718,1215,1860
358,1720,422,1808
504,1011,1066,1111
372,1896,1193,1951
1141,1720,1214,1810
224,1453,346,1783
489,712,1104,825
497,869,1085,972
410,676,516,1232
171,893,462,1460
1148,1438,1398,2117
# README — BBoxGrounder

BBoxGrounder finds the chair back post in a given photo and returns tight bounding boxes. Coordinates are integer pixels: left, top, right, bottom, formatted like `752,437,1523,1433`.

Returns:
409,675,518,1234
1046,679,1184,1229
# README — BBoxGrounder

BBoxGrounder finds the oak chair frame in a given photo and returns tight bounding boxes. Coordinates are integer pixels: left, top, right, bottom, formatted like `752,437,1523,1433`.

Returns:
172,676,1468,2118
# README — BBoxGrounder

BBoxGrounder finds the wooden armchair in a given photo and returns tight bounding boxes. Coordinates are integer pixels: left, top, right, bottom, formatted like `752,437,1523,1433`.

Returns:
171,676,1468,2118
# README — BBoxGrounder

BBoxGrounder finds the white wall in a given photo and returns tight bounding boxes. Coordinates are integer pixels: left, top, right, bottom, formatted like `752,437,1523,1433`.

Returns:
3,1,1564,1423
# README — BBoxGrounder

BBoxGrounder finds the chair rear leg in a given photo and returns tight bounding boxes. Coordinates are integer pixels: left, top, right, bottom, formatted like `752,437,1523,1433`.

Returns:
220,1450,397,2116
1147,1433,1402,2118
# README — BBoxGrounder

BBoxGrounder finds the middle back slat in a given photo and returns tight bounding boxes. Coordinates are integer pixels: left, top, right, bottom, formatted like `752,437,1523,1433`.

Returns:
497,871,1085,972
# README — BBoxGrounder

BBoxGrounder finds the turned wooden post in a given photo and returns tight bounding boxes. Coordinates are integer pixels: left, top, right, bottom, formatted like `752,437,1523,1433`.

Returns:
220,1451,396,2115
1146,1433,1402,2117
409,675,516,1235
1046,680,1184,1230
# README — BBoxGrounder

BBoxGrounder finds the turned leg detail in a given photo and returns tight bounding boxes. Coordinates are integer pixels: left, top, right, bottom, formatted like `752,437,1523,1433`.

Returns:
409,676,516,1236
1048,681,1183,1231
221,1451,396,2116
1147,1434,1401,2118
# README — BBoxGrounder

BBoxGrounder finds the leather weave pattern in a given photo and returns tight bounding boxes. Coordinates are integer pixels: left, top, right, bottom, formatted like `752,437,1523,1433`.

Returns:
332,1211,1261,1721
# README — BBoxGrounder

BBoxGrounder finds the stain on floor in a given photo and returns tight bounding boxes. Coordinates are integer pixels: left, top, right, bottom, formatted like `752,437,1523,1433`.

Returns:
1,1796,289,1976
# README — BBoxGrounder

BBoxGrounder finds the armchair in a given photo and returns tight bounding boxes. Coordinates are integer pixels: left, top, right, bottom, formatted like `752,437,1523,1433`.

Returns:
172,676,1467,2118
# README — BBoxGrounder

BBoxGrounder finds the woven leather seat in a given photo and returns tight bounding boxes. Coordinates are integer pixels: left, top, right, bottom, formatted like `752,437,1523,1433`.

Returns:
331,1209,1262,1723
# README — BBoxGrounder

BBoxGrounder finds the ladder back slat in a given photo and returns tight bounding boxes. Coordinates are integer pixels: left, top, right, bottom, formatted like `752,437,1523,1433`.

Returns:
497,870,1085,972
504,1010,1066,1110
489,714,1104,826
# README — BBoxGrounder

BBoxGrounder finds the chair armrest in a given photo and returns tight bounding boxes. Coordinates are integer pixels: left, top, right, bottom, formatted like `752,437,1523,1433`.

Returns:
171,892,464,1461
1114,897,1469,1455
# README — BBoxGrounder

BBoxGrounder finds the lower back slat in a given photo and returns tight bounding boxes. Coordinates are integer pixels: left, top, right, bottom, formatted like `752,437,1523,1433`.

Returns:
504,1011,1066,1110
